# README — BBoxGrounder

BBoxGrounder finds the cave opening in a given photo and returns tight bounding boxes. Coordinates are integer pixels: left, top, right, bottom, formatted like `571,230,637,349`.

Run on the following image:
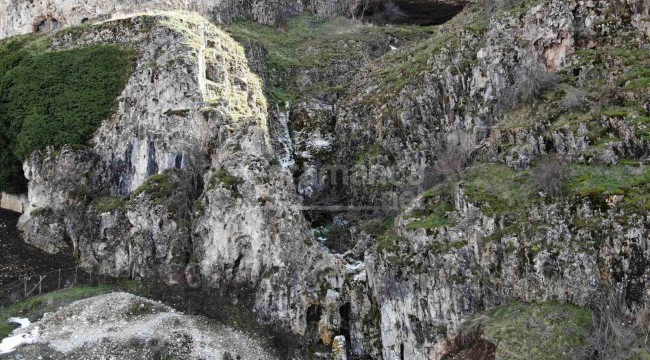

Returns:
306,304,324,343
355,0,470,26
339,302,352,350
32,16,61,33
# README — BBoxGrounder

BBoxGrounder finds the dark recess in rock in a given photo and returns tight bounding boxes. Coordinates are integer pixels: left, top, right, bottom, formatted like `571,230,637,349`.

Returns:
394,0,469,25
358,0,469,25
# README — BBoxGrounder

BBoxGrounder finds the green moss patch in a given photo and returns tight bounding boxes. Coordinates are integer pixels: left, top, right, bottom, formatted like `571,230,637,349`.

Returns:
569,164,649,210
209,169,244,198
462,163,537,216
0,34,135,193
92,196,127,213
133,171,179,204
463,302,593,360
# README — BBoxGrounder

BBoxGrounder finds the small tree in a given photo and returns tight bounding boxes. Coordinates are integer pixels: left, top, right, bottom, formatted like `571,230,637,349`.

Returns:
561,86,589,111
499,63,559,111
434,133,474,180
531,154,568,197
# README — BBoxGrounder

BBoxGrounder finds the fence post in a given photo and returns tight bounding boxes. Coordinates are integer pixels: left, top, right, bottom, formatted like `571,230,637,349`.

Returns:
58,268,61,290
90,268,93,286
39,275,44,294
24,276,27,297
74,266,78,286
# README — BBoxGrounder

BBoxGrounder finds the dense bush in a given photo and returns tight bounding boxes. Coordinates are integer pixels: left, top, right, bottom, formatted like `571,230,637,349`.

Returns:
0,36,134,193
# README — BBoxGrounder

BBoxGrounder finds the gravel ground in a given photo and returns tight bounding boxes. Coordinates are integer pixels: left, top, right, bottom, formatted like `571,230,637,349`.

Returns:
4,292,279,359
0,209,75,287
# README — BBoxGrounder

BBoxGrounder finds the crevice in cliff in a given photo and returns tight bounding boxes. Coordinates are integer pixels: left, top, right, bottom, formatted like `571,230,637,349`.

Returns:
339,302,352,351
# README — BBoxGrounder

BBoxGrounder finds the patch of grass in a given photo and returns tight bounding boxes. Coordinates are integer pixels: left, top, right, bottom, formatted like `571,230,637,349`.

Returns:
0,34,135,193
209,169,244,198
407,213,450,229
225,14,431,105
407,201,454,230
92,196,127,213
463,302,593,360
227,15,430,70
462,163,537,216
620,65,650,90
568,164,649,210
133,171,178,204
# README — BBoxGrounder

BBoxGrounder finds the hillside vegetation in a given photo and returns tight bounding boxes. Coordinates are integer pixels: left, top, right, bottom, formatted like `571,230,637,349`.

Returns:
0,35,134,193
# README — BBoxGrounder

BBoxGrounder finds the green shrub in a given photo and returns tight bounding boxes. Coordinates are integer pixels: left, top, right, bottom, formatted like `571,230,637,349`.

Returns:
134,172,178,202
0,35,135,193
210,169,243,197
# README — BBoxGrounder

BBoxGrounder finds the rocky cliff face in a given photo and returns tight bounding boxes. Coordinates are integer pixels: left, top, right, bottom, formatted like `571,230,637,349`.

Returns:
3,0,650,359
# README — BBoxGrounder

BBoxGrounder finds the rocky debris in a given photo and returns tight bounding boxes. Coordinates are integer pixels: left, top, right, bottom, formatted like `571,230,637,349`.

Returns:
332,335,348,360
4,292,278,359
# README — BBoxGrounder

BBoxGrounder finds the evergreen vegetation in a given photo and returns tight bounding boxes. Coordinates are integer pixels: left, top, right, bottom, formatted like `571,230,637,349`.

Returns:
0,35,134,193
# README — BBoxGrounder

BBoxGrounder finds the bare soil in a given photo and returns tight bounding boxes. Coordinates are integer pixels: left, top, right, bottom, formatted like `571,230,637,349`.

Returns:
0,209,76,287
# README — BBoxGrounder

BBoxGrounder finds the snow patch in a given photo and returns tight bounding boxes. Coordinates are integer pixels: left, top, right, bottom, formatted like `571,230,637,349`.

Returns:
0,318,38,354
345,261,364,271
8,318,30,328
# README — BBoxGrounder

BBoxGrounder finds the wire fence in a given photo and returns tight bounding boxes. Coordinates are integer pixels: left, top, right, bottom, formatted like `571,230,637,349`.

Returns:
0,267,113,309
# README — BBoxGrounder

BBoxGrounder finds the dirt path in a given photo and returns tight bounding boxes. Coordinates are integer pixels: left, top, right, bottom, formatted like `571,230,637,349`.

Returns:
0,209,76,287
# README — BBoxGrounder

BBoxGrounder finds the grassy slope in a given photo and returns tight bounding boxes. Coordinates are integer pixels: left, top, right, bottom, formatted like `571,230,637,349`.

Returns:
225,14,434,105
462,302,592,360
